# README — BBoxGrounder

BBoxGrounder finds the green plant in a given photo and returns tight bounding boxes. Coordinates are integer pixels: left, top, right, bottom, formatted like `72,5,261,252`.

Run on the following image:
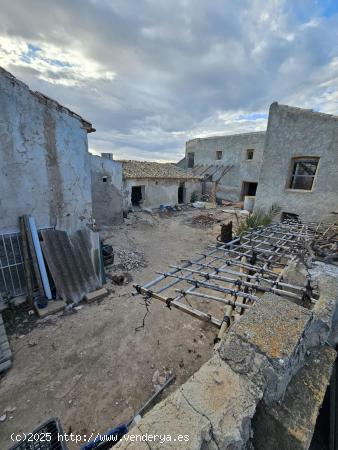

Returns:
235,203,281,237
190,191,198,203
2,291,16,327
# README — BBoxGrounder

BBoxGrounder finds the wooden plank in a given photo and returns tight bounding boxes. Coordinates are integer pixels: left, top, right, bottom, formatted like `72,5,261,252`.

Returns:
85,288,108,304
19,216,34,308
134,285,221,329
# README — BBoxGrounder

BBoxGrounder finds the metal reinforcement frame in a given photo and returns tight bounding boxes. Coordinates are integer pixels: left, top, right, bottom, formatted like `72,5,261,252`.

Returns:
133,220,338,339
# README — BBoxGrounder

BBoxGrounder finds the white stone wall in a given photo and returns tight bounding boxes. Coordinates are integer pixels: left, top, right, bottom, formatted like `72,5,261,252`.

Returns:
0,69,92,234
90,155,123,226
185,132,266,201
123,179,201,210
255,103,338,221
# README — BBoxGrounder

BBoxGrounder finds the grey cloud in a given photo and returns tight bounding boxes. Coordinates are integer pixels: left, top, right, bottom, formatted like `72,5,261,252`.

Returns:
1,0,338,160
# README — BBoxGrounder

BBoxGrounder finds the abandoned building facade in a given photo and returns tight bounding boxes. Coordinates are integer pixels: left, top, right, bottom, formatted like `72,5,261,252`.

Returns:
0,68,95,235
121,160,201,210
183,103,338,222
90,154,124,226
1,67,338,450
255,103,338,222
184,131,266,201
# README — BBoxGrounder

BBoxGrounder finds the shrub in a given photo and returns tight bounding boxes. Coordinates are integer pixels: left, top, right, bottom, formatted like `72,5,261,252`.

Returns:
190,191,198,203
235,203,281,237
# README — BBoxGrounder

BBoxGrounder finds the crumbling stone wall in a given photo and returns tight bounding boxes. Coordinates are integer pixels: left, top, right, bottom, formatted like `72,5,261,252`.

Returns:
185,132,266,201
115,262,338,449
0,68,93,234
90,155,123,226
255,102,338,221
123,179,201,210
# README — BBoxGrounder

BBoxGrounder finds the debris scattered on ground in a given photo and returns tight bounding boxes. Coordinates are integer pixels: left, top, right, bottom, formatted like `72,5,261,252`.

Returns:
2,303,38,336
152,369,174,392
192,213,218,227
310,227,338,265
124,211,158,227
112,248,147,271
36,315,59,326
107,272,133,285
4,406,16,414
192,201,206,209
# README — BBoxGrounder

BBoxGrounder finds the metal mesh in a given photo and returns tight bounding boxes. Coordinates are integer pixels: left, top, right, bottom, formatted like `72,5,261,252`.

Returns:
0,232,26,298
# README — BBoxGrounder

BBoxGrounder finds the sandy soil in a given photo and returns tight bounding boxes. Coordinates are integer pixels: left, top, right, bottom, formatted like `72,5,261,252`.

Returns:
0,207,233,449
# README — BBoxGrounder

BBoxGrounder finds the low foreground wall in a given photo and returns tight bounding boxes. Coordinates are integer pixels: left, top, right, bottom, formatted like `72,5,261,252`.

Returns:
115,262,338,449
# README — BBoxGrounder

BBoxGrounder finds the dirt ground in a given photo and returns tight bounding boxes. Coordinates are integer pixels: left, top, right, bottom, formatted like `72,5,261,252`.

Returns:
0,207,233,449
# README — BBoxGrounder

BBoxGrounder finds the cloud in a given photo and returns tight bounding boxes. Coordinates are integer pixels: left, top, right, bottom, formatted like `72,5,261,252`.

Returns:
0,0,338,161
0,35,115,86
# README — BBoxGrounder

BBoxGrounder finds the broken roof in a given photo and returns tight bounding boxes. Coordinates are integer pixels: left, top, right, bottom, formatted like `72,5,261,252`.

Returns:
271,102,338,121
0,67,95,133
120,160,200,180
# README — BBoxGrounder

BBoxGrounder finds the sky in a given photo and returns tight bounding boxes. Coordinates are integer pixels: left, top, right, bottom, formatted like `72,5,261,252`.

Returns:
1,1,338,162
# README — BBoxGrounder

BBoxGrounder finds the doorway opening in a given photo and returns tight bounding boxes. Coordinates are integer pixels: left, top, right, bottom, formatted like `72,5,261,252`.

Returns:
178,182,185,204
241,181,258,200
131,186,145,206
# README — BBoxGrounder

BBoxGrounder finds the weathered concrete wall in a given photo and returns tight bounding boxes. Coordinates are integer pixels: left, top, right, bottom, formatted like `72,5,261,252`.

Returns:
185,132,266,201
253,344,336,450
255,103,338,221
0,69,93,233
115,262,338,450
90,155,123,226
123,179,201,210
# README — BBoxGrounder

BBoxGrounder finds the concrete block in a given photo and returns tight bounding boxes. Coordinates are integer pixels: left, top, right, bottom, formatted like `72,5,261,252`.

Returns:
116,355,262,449
219,293,313,404
84,287,109,303
252,345,336,450
310,263,338,347
36,299,66,318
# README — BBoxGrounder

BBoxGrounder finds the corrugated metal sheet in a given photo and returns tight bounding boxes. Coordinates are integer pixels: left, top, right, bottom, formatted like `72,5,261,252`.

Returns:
41,229,101,304
0,313,11,373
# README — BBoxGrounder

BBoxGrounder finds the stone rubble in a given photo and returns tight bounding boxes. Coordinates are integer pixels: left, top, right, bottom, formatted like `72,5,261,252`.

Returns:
112,248,148,272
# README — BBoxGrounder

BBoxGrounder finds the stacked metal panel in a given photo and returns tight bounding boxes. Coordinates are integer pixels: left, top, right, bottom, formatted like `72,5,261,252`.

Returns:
41,229,101,304
0,313,11,373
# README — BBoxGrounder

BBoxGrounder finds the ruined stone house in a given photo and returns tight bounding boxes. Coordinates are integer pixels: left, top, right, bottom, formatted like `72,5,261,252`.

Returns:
182,102,338,222
120,160,201,211
0,67,95,235
182,131,266,201
255,102,338,222
90,153,124,226
0,68,97,299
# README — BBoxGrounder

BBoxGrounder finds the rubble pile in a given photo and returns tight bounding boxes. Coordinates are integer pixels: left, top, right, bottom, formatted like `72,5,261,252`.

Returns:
192,213,218,227
113,248,148,271
310,226,338,265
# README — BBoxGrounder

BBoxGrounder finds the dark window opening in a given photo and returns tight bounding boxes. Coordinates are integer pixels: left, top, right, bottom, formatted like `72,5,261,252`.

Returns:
131,186,144,206
216,150,223,160
241,181,257,200
289,158,319,190
187,152,195,168
246,149,254,160
102,176,108,182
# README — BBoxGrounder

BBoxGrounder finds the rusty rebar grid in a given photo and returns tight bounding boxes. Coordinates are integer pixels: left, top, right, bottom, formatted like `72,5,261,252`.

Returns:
133,221,338,333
